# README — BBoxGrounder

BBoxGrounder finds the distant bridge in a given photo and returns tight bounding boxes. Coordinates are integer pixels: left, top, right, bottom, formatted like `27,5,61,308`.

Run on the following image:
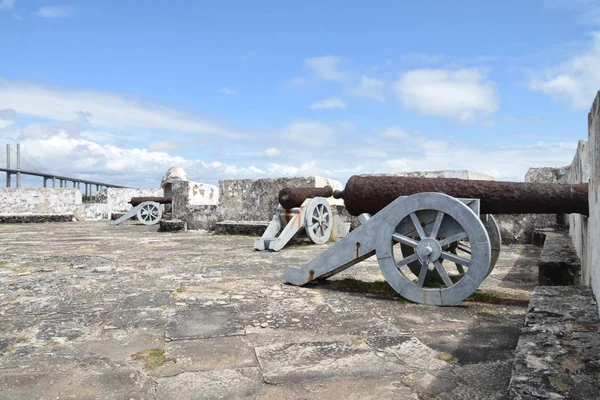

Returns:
2,143,128,197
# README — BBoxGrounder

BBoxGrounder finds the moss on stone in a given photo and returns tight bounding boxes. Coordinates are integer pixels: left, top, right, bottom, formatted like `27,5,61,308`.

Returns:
131,348,173,370
435,352,457,362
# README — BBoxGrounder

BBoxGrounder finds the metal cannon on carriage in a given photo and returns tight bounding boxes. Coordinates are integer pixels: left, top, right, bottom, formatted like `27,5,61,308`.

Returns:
283,175,588,305
109,196,172,226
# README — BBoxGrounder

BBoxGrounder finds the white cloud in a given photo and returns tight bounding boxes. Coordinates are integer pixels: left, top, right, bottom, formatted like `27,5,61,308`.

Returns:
530,32,600,110
385,159,410,170
147,141,180,153
280,120,340,148
394,68,499,122
16,134,266,186
264,147,281,157
218,87,237,95
36,5,74,18
304,56,347,81
0,0,14,10
266,161,322,177
0,79,236,137
0,108,16,129
309,97,347,110
6,118,577,187
379,127,410,139
349,75,385,102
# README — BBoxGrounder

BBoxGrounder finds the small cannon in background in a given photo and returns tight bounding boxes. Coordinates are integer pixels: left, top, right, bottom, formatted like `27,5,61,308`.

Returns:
254,186,335,251
110,196,173,226
284,175,588,306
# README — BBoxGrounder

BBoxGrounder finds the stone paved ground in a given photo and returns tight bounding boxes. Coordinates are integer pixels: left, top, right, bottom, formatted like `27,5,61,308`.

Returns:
0,221,540,400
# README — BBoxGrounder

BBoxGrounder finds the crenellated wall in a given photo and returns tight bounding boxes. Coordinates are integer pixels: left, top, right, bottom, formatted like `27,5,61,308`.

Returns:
585,93,600,309
171,180,219,230
217,176,343,223
560,91,600,315
0,188,81,214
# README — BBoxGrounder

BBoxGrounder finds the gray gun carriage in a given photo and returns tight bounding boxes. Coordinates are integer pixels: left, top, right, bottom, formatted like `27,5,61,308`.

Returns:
110,197,172,226
254,186,335,251
283,175,589,306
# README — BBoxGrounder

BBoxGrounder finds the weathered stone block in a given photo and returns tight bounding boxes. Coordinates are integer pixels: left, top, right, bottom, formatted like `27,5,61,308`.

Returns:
566,140,589,285
218,176,342,223
538,231,581,286
0,213,74,223
214,220,269,236
0,188,81,214
508,286,600,399
159,219,187,232
171,180,219,230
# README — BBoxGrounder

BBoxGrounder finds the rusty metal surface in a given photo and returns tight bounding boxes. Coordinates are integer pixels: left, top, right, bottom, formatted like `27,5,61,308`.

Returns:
278,186,333,209
334,175,589,216
129,196,172,206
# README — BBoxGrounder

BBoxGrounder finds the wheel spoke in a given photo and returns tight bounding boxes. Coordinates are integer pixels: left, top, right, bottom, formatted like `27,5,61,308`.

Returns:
429,211,445,238
416,262,429,287
457,243,472,254
441,251,470,267
434,260,454,287
438,232,468,247
312,215,319,221
392,232,418,247
409,213,427,239
396,253,419,268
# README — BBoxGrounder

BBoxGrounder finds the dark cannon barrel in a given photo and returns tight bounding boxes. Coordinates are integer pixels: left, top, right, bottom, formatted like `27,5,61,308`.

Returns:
333,175,589,216
278,186,333,209
129,196,173,207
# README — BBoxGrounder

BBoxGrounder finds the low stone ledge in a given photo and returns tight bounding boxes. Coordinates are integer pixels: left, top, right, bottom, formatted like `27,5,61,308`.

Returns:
508,286,600,399
159,219,187,232
214,220,269,236
537,231,581,285
0,213,74,223
110,212,129,221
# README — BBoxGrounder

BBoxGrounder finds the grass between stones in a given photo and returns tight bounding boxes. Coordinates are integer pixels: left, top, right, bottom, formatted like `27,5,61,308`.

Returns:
435,352,457,362
131,348,174,370
324,279,402,297
465,290,503,304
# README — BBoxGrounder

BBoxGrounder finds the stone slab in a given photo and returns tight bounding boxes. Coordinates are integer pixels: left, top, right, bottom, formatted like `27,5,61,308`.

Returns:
254,340,410,384
508,286,600,399
365,336,451,371
155,368,264,400
159,336,256,376
538,231,581,285
165,306,246,341
0,221,548,399
0,368,155,400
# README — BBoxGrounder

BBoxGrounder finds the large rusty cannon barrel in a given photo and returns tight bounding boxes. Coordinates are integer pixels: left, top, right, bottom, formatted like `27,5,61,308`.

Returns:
333,175,589,216
278,186,333,209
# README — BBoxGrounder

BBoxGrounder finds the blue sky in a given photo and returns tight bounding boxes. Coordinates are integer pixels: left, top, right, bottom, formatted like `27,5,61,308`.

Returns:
0,0,599,187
